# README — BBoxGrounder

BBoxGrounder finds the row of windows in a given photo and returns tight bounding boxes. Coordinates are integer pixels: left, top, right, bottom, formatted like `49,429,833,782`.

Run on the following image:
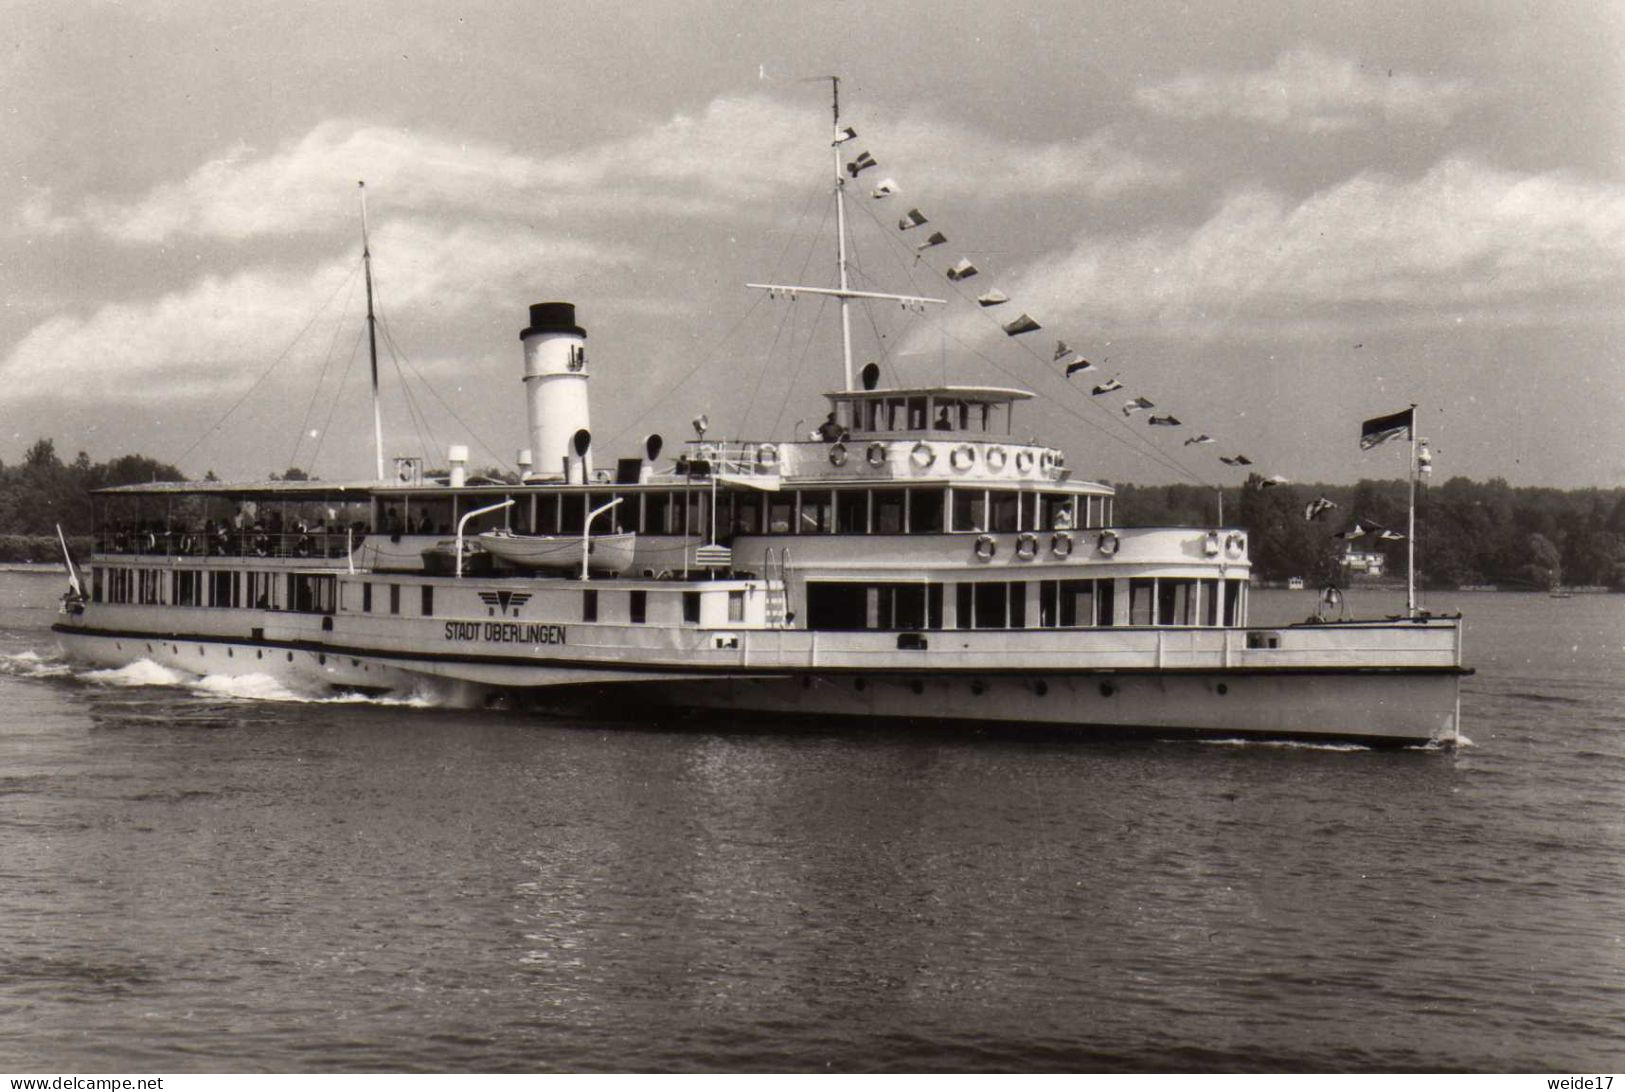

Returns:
95,567,336,615
805,577,1246,631
404,487,1110,538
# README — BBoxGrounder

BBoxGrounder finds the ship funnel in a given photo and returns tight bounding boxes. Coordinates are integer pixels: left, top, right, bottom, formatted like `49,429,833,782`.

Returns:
520,301,590,481
448,444,468,488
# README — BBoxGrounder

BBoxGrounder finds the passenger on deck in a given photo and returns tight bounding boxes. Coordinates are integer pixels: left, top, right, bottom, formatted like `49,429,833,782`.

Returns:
816,412,846,443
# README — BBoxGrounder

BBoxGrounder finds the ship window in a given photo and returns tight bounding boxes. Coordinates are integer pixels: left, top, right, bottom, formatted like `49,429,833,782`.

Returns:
730,492,762,535
964,581,1025,629
684,491,708,538
951,488,986,533
209,570,234,608
362,582,372,612
806,582,942,631
908,488,944,533
1224,579,1244,627
990,491,1020,533
630,590,647,624
582,589,598,622
1097,579,1116,626
421,585,434,617
872,490,905,534
561,494,586,535
886,397,907,430
1129,579,1156,625
1040,494,1077,531
588,493,622,533
389,584,401,616
1039,579,1097,628
907,397,928,430
642,491,671,535
1203,579,1220,626
728,591,745,623
767,493,793,534
835,490,868,534
533,494,561,535
682,590,701,624
797,491,833,533
91,568,103,603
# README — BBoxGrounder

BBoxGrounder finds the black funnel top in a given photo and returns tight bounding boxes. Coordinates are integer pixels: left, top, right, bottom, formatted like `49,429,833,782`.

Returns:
520,301,586,340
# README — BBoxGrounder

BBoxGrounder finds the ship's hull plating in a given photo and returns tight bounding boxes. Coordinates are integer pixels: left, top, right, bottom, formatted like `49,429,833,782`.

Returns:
54,624,1463,746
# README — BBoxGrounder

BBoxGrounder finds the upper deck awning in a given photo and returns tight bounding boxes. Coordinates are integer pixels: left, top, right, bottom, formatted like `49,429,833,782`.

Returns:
92,479,380,498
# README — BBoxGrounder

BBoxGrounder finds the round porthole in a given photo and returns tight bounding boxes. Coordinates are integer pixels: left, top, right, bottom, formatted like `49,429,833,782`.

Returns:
1035,680,1048,697
910,680,924,695
1099,681,1116,697
1216,683,1229,695
854,678,865,692
970,680,985,696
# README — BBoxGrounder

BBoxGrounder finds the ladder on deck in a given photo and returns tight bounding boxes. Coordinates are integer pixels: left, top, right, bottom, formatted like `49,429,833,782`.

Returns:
763,547,793,628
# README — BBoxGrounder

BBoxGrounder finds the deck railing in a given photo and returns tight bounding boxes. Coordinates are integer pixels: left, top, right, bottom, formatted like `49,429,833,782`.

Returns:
93,529,363,561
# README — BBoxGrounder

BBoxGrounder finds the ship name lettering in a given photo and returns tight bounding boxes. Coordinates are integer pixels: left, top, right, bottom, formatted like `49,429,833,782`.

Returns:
444,620,566,645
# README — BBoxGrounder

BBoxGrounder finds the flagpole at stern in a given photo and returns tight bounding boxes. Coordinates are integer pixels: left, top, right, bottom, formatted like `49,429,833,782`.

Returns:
1407,403,1418,618
830,76,855,399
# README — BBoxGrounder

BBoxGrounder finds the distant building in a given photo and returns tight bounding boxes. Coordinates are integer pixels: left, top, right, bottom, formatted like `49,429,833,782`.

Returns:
1342,547,1386,576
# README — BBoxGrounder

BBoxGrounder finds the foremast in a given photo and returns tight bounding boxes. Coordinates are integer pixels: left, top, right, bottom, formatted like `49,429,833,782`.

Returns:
359,181,385,482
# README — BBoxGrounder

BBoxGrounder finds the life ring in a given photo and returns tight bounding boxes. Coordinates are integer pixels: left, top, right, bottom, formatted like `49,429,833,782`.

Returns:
1225,532,1245,559
757,443,779,471
1051,531,1074,558
866,442,888,468
986,446,1009,472
1204,532,1222,557
950,445,976,471
828,442,848,467
1015,532,1039,560
1015,450,1035,473
1096,530,1120,556
973,534,997,562
910,442,935,469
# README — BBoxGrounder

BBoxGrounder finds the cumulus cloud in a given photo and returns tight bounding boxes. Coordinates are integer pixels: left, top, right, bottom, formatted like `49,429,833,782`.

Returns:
33,95,1175,244
1136,47,1479,132
913,157,1625,348
0,219,625,401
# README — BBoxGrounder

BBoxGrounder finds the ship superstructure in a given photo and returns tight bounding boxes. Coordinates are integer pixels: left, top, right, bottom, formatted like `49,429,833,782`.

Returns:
53,91,1469,745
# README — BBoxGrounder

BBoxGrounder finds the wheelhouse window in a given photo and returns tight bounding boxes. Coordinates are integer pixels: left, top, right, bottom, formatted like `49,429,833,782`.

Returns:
835,490,868,534
989,491,1019,533
798,490,833,533
767,493,794,534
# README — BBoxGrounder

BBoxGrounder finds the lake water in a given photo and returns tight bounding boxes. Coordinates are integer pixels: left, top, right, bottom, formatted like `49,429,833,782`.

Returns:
1,569,1621,1072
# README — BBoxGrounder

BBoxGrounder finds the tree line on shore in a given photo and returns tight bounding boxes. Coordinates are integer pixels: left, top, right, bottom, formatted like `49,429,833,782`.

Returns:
1,437,1621,590
1114,475,1625,591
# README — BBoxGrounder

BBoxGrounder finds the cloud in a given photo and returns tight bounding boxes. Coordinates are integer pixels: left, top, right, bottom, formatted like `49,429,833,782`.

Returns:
1135,47,1479,133
32,95,1176,245
913,157,1625,347
0,219,626,402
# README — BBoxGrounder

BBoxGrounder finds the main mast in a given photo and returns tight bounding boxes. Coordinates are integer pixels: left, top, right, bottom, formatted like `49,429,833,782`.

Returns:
831,77,856,394
359,181,385,482
747,79,944,423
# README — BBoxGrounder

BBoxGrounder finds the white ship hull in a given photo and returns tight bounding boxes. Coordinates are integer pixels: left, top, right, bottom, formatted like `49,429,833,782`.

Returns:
55,613,1464,746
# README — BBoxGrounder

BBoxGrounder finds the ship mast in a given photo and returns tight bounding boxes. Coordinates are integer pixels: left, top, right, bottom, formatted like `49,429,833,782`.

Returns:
831,77,856,394
359,181,385,482
747,78,945,422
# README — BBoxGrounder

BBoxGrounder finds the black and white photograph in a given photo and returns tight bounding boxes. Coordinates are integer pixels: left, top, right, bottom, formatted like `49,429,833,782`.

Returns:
2,0,1622,1077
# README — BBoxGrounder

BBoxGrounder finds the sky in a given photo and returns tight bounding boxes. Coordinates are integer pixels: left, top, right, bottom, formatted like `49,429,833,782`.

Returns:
4,0,1623,488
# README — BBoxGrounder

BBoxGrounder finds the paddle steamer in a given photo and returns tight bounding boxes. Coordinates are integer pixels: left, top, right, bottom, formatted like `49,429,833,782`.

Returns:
53,95,1468,745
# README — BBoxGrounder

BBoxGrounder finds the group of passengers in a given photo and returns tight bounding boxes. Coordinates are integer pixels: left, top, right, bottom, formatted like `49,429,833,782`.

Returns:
99,515,368,558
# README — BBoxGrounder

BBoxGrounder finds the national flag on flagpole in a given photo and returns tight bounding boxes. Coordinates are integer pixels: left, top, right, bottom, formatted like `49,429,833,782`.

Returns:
1360,406,1415,450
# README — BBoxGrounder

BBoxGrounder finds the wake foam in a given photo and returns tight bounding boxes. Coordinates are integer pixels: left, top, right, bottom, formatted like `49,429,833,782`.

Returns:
1187,737,1375,752
13,651,441,708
